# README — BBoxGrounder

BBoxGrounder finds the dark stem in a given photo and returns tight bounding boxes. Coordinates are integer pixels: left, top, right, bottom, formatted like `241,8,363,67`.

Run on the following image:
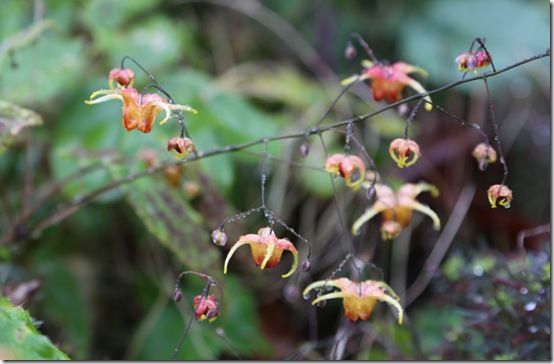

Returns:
350,32,378,64
483,78,508,184
404,98,426,139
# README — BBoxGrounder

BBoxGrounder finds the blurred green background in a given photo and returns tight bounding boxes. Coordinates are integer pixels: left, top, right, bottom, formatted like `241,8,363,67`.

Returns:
0,0,550,360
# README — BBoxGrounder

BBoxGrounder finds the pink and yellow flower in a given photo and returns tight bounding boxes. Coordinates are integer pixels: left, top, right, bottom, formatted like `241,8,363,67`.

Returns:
224,227,299,278
487,184,512,208
342,61,432,111
455,50,491,73
389,138,421,168
324,154,366,190
353,182,440,240
193,294,220,322
303,278,403,323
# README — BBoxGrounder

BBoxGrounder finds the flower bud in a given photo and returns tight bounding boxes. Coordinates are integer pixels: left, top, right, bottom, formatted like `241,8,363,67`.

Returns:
211,229,228,246
108,68,135,87
299,142,310,158
487,184,513,209
172,288,183,302
345,43,357,60
366,185,376,202
183,181,200,199
301,260,312,272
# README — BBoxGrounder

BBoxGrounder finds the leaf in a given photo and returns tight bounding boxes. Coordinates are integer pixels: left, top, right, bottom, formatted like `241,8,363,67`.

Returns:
0,296,70,360
0,99,42,155
108,164,221,273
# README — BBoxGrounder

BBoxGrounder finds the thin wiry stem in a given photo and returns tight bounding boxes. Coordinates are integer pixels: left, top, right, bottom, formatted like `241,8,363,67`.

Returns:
483,78,508,184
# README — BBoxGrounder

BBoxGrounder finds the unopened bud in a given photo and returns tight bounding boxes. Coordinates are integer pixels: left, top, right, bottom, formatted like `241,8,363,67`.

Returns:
172,288,183,302
366,185,376,202
345,42,357,60
301,260,312,272
211,229,228,246
299,142,310,158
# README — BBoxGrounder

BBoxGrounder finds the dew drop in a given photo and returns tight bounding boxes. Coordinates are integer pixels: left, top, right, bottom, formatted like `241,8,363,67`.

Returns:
472,265,484,277
524,301,537,312
528,325,538,334
519,287,528,295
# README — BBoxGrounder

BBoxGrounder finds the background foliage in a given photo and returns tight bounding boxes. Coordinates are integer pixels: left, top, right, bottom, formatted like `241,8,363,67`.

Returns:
0,0,550,360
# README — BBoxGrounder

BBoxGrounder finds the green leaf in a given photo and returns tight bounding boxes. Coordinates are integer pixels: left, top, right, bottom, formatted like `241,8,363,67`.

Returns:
0,296,70,360
108,164,221,272
133,275,271,360
0,99,42,155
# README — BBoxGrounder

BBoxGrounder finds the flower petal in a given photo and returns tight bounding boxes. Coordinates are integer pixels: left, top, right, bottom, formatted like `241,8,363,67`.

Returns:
311,292,349,306
352,203,387,235
281,250,299,278
223,240,250,274
302,280,342,298
376,294,404,324
405,200,441,230
405,78,433,111
260,242,276,270
84,90,123,105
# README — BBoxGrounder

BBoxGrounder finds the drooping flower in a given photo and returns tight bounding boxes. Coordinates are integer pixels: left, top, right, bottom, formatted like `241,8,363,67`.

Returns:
472,143,497,171
85,86,197,133
324,154,366,190
487,184,513,208
224,227,299,278
342,61,432,111
389,138,421,168
455,50,491,73
352,182,440,240
167,137,195,157
303,278,403,323
193,294,220,322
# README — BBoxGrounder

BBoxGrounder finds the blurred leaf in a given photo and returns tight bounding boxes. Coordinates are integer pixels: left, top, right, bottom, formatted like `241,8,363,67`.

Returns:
36,259,93,359
0,31,86,106
109,164,220,272
399,0,549,85
0,99,42,155
0,296,70,360
81,0,161,31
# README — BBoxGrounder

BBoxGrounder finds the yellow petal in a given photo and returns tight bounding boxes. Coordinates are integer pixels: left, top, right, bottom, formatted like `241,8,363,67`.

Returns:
223,240,249,274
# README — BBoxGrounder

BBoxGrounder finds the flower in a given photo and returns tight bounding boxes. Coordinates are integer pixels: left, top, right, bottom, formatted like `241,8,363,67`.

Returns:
164,164,184,187
167,137,195,157
352,182,440,240
487,184,512,208
389,138,421,168
303,278,403,323
85,86,197,133
324,154,366,190
108,68,135,88
224,227,299,278
193,294,220,322
455,50,491,73
342,61,432,111
472,143,497,171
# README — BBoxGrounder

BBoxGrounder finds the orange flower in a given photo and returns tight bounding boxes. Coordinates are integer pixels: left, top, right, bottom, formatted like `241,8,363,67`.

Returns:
224,227,299,278
352,182,440,240
343,61,432,111
455,50,491,73
472,143,497,171
193,294,220,322
303,278,403,323
85,87,197,133
389,138,421,168
167,137,195,157
324,154,366,190
487,184,512,208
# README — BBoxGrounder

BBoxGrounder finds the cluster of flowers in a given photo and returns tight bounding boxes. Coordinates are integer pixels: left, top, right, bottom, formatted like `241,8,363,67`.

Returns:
86,41,512,325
